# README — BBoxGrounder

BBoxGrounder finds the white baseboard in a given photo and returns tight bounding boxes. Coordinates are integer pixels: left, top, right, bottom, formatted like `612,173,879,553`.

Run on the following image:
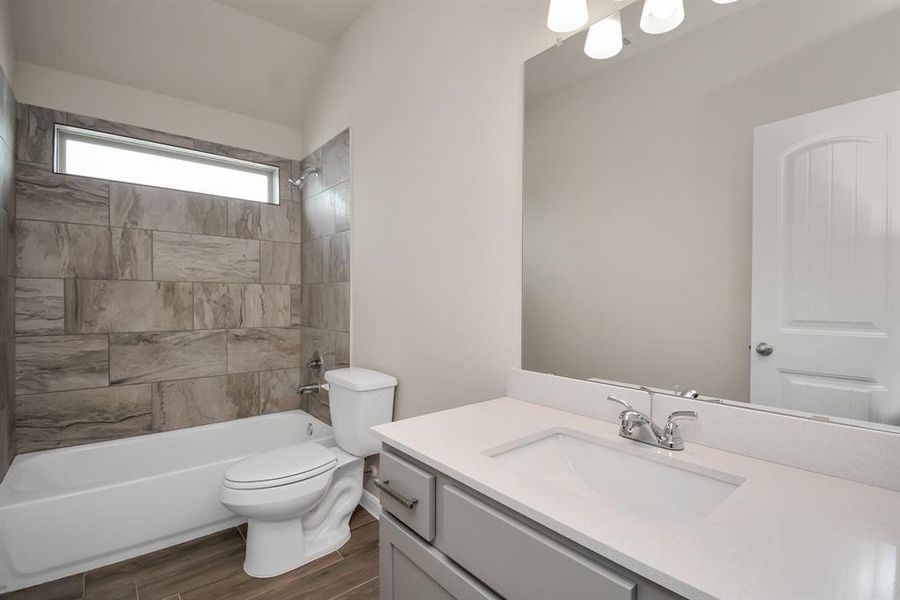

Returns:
359,488,381,519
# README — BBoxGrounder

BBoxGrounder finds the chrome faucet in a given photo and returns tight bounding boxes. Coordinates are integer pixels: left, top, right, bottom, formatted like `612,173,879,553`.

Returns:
607,395,697,451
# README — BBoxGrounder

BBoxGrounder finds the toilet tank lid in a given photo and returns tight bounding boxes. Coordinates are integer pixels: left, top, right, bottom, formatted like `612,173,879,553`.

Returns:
325,367,398,391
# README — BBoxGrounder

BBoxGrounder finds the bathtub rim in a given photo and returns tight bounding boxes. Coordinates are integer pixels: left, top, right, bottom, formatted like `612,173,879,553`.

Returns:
1,410,333,506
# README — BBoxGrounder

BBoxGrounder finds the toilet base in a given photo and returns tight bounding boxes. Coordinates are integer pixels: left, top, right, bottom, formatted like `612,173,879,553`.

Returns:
238,453,364,578
243,517,351,578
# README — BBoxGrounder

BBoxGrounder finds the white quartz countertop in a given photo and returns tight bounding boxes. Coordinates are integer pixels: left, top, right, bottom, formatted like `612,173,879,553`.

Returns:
371,397,900,600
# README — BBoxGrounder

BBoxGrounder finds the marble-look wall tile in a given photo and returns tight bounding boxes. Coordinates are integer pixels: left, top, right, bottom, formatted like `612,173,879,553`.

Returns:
298,284,325,329
110,183,227,236
193,283,290,329
297,283,350,331
258,200,302,243
329,283,351,332
0,203,13,278
329,231,351,283
260,240,301,284
321,130,350,189
110,330,226,385
15,334,109,395
15,278,64,335
301,238,328,284
111,227,153,280
333,180,351,233
153,231,259,283
0,409,11,482
260,369,301,414
15,385,152,452
0,275,13,340
152,373,258,432
226,327,300,373
308,394,331,426
16,161,110,226
0,338,12,411
227,199,259,239
16,105,65,165
67,113,195,149
15,220,112,278
66,280,193,333
301,187,335,241
335,332,350,368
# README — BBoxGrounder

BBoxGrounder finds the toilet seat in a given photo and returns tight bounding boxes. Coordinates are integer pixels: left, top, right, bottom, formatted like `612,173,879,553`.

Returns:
223,442,337,491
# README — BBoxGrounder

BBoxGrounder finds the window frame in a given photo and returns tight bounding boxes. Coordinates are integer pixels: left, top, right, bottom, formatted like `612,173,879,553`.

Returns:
53,124,281,205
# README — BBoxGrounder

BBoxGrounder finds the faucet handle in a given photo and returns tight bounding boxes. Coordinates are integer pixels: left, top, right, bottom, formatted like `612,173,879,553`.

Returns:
607,395,632,411
667,410,698,423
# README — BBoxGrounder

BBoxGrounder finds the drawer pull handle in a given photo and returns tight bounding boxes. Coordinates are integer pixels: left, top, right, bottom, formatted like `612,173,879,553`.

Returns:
374,478,419,509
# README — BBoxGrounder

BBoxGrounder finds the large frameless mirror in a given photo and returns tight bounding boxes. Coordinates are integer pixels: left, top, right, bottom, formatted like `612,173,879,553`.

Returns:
523,0,900,432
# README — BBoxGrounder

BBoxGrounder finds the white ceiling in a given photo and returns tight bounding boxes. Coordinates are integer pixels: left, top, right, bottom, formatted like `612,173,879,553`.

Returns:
11,0,371,129
215,0,373,46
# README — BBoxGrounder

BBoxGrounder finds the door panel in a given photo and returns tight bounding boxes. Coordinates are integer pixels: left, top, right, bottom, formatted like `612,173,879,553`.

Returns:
751,91,899,425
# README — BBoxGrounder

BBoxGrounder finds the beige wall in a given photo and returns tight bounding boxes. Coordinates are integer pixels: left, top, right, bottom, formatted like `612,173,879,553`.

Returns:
300,1,633,419
523,3,900,401
14,63,303,160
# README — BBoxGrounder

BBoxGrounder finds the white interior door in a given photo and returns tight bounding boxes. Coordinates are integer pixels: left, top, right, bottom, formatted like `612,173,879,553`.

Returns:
750,91,900,426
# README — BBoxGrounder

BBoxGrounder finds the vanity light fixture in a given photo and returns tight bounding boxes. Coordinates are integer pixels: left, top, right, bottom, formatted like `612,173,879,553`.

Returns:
547,0,589,33
640,0,685,34
584,12,623,59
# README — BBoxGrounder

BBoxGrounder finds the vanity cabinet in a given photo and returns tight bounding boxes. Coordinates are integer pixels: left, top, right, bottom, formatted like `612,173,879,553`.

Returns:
378,447,684,600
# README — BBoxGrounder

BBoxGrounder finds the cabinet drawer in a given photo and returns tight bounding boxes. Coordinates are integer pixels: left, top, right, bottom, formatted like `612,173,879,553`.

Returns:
381,513,500,600
437,485,636,600
378,450,435,541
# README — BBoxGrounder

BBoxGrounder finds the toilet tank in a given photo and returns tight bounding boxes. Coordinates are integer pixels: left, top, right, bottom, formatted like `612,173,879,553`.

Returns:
324,368,397,457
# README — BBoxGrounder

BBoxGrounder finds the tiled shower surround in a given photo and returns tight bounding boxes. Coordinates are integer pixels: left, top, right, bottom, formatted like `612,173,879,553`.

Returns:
0,67,16,479
12,104,351,453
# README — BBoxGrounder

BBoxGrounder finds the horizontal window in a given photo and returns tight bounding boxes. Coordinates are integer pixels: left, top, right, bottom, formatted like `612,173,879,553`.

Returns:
54,125,280,204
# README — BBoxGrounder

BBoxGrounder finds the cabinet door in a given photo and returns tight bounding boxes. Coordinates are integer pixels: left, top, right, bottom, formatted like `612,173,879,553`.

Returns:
380,513,501,600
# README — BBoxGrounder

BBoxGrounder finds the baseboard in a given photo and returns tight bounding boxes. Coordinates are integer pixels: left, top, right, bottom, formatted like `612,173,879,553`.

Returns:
359,488,381,519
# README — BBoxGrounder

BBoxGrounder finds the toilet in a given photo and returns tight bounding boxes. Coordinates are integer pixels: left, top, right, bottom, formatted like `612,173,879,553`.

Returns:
220,367,397,578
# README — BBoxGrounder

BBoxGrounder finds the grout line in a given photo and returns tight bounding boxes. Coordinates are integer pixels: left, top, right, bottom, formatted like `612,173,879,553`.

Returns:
323,576,378,600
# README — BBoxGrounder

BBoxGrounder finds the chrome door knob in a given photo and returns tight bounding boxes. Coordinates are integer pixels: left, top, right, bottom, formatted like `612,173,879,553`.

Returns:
755,342,774,356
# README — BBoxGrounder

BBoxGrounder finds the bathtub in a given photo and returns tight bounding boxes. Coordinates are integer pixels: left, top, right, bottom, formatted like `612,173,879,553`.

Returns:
0,410,332,593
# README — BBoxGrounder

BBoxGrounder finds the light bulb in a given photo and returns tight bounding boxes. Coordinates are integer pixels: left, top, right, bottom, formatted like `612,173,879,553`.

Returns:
584,12,623,60
547,0,589,33
640,0,684,34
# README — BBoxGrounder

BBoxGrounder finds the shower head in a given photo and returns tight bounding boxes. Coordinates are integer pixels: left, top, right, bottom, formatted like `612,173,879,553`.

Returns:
287,167,320,190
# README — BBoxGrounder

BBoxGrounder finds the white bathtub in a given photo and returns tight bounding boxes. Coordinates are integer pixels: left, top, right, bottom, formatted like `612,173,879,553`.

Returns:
0,410,332,593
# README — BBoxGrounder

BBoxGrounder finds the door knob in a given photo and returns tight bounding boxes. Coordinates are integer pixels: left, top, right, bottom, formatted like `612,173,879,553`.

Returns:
755,342,774,356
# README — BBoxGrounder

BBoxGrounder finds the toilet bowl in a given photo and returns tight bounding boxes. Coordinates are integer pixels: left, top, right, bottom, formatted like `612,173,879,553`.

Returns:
220,368,396,577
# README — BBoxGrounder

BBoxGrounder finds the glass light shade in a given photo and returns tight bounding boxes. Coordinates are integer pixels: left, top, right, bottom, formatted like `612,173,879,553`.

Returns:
640,0,685,34
584,12,623,60
547,0,589,33
712,0,739,3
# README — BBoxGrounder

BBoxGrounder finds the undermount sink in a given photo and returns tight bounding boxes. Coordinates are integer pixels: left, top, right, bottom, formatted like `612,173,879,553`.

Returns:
486,428,744,530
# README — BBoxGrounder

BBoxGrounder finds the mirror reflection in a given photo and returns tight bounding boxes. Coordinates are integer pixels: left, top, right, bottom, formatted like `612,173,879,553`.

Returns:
523,0,900,431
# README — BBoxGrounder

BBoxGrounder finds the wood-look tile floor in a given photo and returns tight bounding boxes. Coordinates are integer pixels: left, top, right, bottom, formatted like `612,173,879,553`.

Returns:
3,507,379,600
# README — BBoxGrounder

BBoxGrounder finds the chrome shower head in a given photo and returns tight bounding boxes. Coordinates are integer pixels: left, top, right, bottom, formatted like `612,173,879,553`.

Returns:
287,167,320,190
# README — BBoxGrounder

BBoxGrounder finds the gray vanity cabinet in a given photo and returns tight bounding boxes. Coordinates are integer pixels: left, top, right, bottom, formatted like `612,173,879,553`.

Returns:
378,447,685,600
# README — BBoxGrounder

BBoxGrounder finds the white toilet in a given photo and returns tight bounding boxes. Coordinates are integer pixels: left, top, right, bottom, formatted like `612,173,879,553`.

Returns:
220,367,397,578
